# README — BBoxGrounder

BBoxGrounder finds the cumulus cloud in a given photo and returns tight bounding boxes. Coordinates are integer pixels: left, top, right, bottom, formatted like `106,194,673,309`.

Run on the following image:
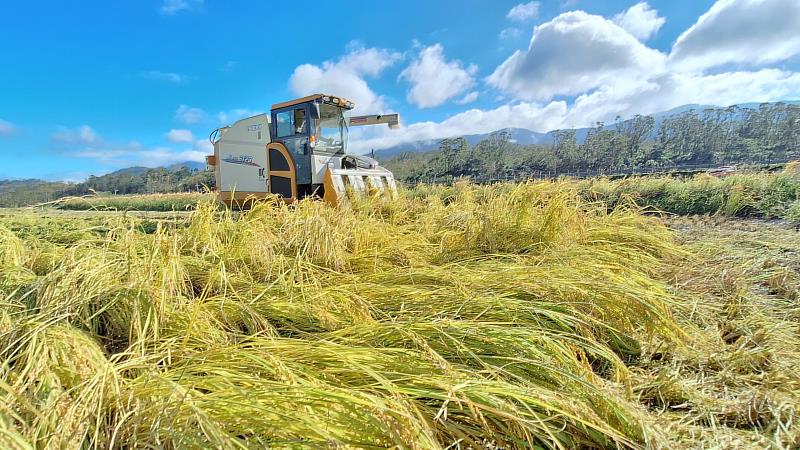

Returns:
456,91,479,105
340,4,800,154
217,109,262,124
192,139,213,154
566,69,800,127
499,27,523,40
399,44,477,108
353,69,800,153
349,100,568,153
507,2,541,21
289,43,402,114
75,147,206,166
166,129,194,143
52,125,206,167
160,2,795,158
0,119,17,137
140,70,188,84
52,125,102,146
487,11,666,101
175,105,207,124
174,105,264,127
612,2,665,40
670,0,800,72
160,0,202,15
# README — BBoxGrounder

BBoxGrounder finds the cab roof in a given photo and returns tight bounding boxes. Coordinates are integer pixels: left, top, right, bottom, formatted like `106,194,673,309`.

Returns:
271,94,354,110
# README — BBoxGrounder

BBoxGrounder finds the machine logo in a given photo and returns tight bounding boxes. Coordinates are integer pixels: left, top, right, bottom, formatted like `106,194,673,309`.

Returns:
222,154,262,167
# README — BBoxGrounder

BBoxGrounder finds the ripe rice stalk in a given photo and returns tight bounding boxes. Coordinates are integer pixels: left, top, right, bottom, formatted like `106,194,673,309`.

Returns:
1,180,798,448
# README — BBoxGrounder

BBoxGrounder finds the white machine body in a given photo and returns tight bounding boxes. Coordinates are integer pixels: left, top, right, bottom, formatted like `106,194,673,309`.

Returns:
311,153,339,185
211,114,270,196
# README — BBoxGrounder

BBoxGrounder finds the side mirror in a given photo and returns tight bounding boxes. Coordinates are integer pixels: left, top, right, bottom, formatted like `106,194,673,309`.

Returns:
312,103,321,119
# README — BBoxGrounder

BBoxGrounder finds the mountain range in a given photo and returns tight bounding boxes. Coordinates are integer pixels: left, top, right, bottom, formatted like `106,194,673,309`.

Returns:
0,161,211,207
102,161,207,177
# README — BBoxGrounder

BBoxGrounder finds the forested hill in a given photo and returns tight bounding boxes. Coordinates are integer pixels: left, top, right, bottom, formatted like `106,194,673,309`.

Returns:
382,102,800,183
0,162,213,207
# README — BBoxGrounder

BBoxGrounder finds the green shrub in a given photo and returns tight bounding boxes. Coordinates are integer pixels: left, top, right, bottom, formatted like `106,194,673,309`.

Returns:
787,199,800,223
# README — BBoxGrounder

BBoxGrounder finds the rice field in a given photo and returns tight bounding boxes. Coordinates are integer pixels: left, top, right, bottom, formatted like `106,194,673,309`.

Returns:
1,181,798,449
577,163,800,220
54,192,208,212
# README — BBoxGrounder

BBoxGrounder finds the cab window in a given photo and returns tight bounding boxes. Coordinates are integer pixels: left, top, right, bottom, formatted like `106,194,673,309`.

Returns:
275,108,307,137
276,111,292,137
293,108,306,135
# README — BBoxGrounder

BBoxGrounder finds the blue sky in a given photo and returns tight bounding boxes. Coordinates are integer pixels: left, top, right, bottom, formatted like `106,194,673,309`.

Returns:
1,0,799,180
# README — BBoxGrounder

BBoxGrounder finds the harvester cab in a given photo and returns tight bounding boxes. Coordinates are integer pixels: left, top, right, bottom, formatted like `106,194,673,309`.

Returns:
206,94,400,207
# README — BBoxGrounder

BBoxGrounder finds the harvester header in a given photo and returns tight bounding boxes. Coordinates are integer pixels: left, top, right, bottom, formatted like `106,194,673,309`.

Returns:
206,93,400,207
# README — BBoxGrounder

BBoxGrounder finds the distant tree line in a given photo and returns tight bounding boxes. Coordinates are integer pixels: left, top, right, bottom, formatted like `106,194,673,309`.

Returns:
0,165,214,207
385,102,800,183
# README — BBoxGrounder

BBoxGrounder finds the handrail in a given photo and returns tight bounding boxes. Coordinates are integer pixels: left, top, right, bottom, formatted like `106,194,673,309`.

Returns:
209,128,222,146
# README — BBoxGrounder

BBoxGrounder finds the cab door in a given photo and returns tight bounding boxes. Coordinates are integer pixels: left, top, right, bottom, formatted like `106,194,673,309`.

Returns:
266,142,297,201
272,105,312,186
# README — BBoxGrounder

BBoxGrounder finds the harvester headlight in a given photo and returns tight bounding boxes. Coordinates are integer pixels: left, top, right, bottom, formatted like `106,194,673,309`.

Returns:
332,98,340,104
322,96,330,102
346,101,354,108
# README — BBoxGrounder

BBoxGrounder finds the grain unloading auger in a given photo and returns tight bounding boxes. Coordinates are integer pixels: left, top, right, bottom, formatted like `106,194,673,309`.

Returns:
205,94,400,207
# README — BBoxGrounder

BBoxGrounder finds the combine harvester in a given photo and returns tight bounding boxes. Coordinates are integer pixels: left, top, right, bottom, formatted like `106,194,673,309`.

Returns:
206,94,400,207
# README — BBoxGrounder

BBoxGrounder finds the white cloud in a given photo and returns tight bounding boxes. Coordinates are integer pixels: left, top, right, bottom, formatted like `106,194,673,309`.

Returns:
289,43,402,114
174,105,264,127
192,139,213,154
456,91,479,105
352,68,800,154
328,3,800,156
499,28,523,40
507,2,541,21
175,105,207,124
487,11,666,101
217,109,263,124
166,129,194,143
612,2,665,41
52,125,102,146
141,2,798,161
336,43,402,77
141,70,188,84
75,147,206,166
399,44,477,108
54,172,93,183
160,0,202,15
349,101,568,153
52,125,206,167
565,69,800,128
670,0,800,72
0,119,16,137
